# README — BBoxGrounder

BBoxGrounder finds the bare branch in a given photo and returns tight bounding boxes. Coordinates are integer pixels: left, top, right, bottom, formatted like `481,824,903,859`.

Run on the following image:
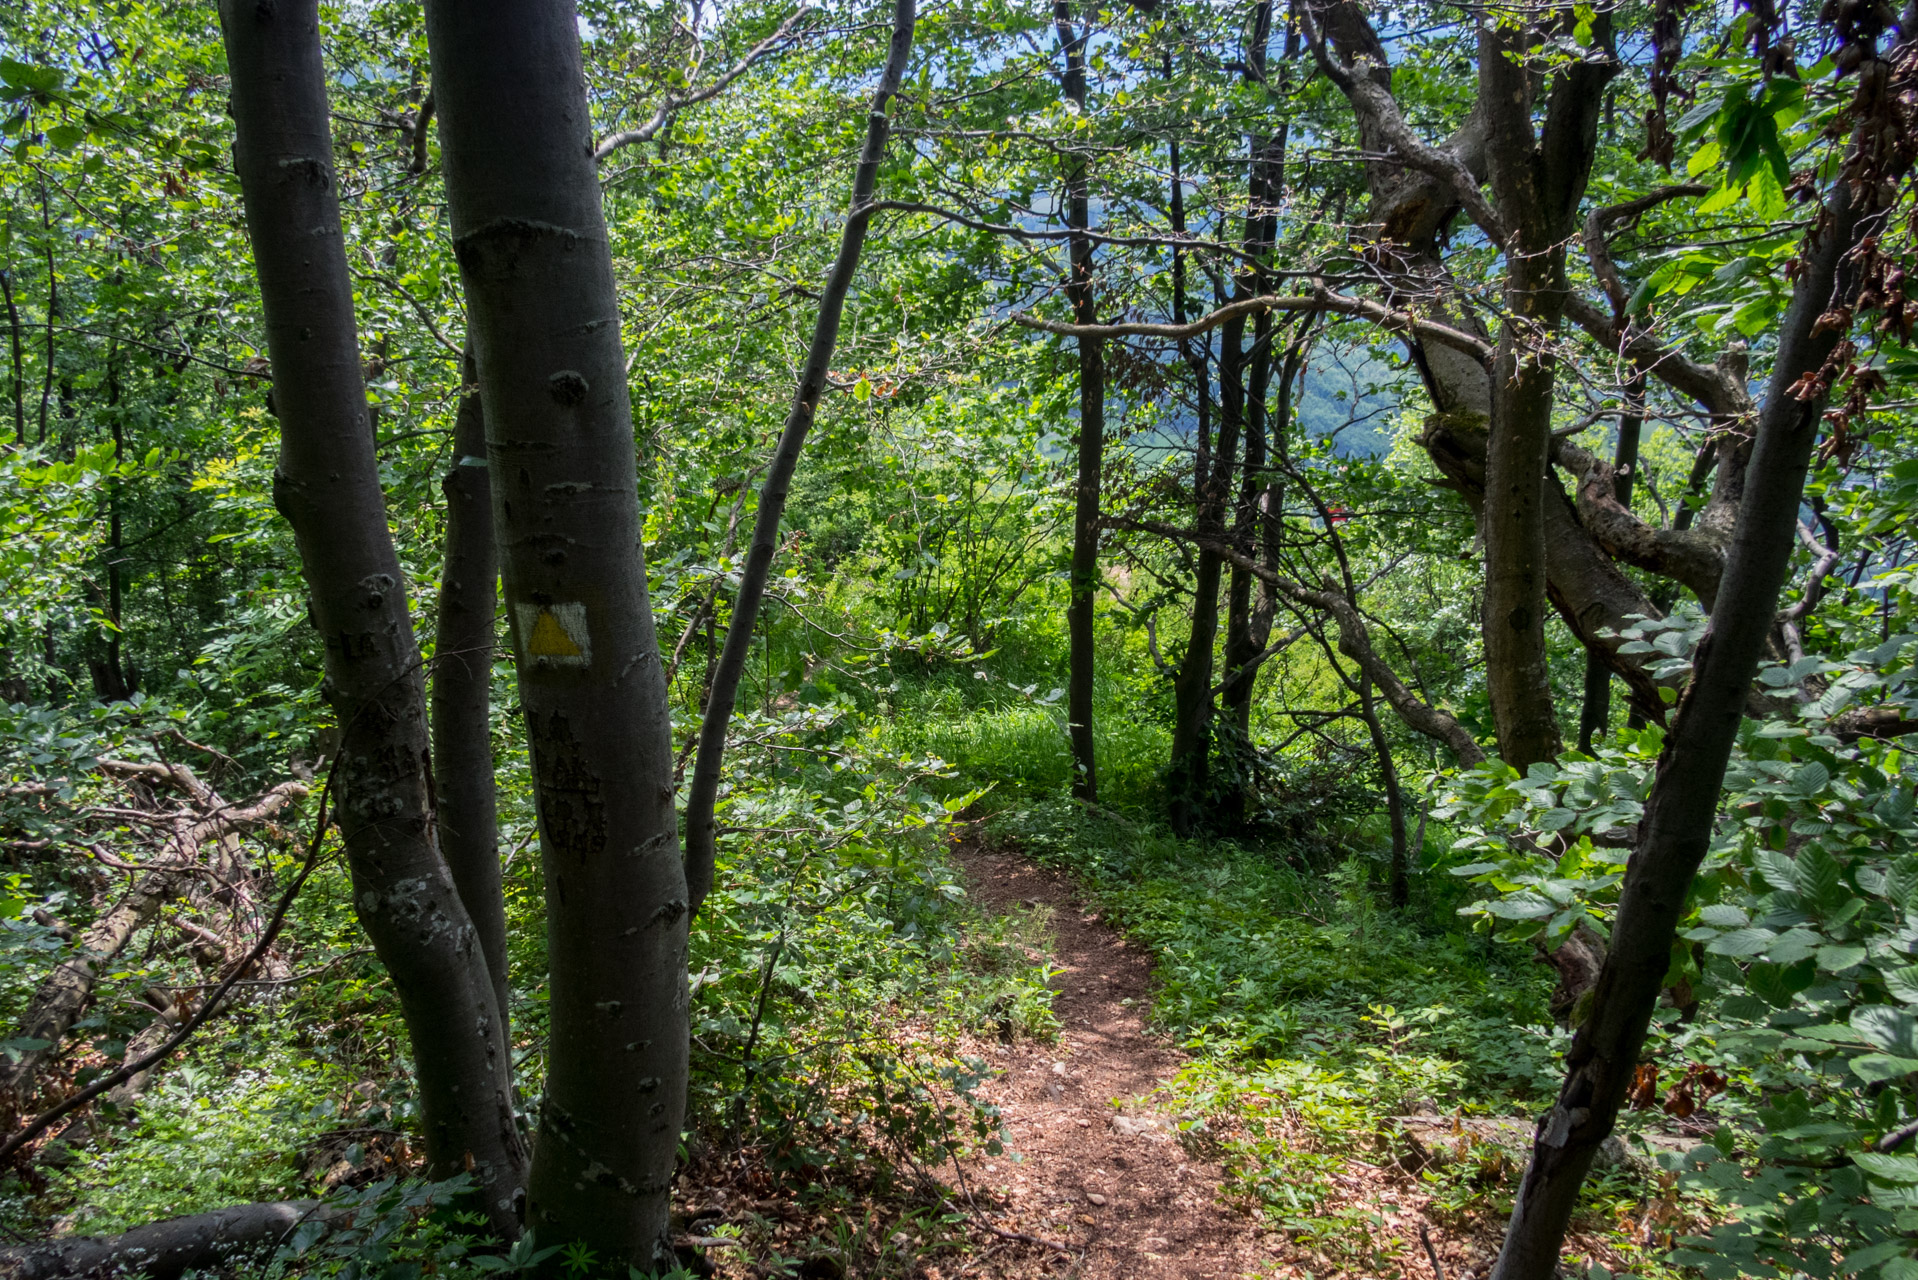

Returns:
1011,290,1494,363
593,7,812,162
1299,2,1508,249
1582,184,1709,312
1113,517,1486,766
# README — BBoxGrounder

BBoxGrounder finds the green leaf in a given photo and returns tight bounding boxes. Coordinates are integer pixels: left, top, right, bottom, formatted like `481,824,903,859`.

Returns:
1854,1151,1918,1183
1796,846,1844,909
1538,807,1576,832
1754,848,1799,892
1851,1053,1918,1083
1748,958,1817,1007
1819,944,1869,973
1484,892,1556,921
1699,904,1751,928
1884,964,1918,1004
1795,761,1832,796
1854,1005,1918,1056
1706,927,1777,957
0,59,61,96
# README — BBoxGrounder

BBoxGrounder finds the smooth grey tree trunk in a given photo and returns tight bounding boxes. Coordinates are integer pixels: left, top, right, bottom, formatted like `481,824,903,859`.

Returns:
433,348,509,1027
683,0,918,920
218,0,525,1235
423,0,688,1263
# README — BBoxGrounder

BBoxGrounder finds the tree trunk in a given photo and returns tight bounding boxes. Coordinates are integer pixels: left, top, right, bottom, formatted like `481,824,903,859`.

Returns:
432,348,509,1029
1577,382,1643,752
1056,0,1101,804
1472,7,1613,772
1358,675,1409,907
1165,92,1220,838
1491,172,1868,1280
424,0,689,1262
219,0,525,1235
683,0,918,920
1,268,22,444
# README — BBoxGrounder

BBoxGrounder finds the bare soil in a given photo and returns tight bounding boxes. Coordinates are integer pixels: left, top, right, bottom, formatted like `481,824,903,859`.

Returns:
945,840,1281,1279
941,837,1674,1280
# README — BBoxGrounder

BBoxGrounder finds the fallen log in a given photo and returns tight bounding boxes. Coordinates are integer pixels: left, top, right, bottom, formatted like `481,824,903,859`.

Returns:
0,1199,337,1280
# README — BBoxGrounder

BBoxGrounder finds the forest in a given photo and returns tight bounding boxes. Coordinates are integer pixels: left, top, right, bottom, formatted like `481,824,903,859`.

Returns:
0,0,1911,1275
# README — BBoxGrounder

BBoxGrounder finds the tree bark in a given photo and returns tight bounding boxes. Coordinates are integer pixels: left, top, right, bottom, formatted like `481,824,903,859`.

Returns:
1056,0,1101,804
1216,1,1282,822
683,0,918,920
0,1199,348,1280
423,0,691,1261
1358,674,1409,907
0,268,21,444
1472,7,1613,771
432,348,509,1029
1492,167,1869,1280
1577,383,1644,752
218,0,525,1235
1165,83,1220,837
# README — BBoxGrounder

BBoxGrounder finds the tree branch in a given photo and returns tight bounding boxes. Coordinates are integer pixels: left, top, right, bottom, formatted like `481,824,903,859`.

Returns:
1113,517,1486,765
681,0,916,922
593,7,812,161
1010,290,1493,363
1300,1,1508,249
1582,184,1709,312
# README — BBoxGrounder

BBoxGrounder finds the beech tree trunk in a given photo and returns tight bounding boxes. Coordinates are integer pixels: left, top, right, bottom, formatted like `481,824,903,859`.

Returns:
1492,175,1868,1280
432,348,509,1028
219,0,525,1235
1056,0,1101,804
424,0,689,1262
684,0,918,919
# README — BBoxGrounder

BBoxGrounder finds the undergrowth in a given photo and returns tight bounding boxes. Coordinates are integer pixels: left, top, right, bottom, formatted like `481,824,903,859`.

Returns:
970,784,1691,1277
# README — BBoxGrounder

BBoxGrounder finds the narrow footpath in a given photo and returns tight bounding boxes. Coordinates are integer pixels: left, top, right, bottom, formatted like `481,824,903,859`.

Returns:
950,839,1278,1279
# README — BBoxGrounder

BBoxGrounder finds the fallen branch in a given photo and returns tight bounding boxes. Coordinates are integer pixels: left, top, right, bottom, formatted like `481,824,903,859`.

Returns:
982,1223,1076,1254
0,1199,342,1280
0,778,307,1114
0,762,333,1165
1420,1222,1448,1280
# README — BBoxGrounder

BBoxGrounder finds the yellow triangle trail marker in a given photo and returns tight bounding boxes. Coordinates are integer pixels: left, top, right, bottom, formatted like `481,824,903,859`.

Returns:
516,602,591,668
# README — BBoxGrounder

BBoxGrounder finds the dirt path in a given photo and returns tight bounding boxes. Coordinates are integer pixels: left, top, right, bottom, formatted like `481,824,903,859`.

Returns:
951,841,1278,1279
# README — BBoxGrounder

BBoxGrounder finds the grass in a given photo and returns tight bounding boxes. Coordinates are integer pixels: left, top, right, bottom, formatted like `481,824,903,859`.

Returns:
889,687,1692,1275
